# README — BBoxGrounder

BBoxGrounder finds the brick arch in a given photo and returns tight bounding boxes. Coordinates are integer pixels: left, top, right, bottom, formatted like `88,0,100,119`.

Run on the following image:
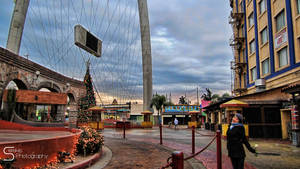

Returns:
3,74,30,90
66,89,77,103
37,81,61,93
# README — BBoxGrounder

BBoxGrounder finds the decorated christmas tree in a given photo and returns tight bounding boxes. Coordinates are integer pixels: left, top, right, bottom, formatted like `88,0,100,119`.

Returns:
83,60,96,109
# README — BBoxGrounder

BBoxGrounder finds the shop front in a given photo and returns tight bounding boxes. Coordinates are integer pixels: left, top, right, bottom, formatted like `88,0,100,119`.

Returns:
2,89,67,124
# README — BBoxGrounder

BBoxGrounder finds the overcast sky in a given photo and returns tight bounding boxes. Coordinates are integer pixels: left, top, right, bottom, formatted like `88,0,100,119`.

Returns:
0,0,233,104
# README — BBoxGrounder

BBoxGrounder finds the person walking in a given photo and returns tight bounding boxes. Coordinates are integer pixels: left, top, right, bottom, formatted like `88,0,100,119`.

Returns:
226,113,256,169
174,118,178,130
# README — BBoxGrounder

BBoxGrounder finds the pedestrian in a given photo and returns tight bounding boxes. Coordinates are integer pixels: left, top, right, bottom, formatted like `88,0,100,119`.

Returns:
174,118,178,130
226,113,256,169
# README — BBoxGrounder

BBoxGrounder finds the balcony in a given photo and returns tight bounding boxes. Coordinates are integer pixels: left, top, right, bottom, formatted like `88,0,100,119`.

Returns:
228,11,244,28
229,35,244,50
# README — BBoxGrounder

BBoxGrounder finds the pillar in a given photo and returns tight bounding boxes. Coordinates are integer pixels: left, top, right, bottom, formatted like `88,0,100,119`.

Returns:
6,0,30,54
226,110,231,124
218,111,222,124
211,112,215,123
137,0,153,111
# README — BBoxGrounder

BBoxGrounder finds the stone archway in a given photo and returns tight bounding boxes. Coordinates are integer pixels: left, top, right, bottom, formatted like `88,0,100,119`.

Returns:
37,81,61,93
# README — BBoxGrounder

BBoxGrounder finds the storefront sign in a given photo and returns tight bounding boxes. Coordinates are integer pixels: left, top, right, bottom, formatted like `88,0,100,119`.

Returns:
176,115,186,117
291,105,299,130
164,105,199,113
274,28,287,49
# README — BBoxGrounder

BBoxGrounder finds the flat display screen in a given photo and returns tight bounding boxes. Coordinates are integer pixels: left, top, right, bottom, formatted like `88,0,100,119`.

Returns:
86,31,98,52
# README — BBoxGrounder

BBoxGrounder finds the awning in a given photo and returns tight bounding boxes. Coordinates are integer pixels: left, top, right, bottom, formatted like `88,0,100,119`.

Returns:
88,106,104,112
141,110,153,114
220,99,249,108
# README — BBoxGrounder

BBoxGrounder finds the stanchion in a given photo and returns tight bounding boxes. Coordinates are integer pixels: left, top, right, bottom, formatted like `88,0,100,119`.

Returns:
160,124,163,145
123,121,126,139
192,126,195,154
216,130,222,169
172,151,184,169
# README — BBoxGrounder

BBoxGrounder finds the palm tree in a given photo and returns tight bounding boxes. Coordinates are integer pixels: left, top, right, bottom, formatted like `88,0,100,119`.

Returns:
178,96,187,104
150,94,166,125
201,88,212,101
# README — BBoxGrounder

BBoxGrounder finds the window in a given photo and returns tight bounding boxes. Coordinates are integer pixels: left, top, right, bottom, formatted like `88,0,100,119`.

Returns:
262,58,270,75
297,0,300,14
251,67,257,81
248,13,254,28
275,10,285,32
249,40,256,54
259,0,266,14
260,27,268,45
243,73,247,87
278,47,288,68
240,1,245,13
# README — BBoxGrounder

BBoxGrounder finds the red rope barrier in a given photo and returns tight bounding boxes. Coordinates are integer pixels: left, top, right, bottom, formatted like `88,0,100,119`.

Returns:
195,130,216,137
184,135,217,161
160,156,173,169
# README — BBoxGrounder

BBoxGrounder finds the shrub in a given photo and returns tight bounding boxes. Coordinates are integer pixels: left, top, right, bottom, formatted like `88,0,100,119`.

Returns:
76,126,104,156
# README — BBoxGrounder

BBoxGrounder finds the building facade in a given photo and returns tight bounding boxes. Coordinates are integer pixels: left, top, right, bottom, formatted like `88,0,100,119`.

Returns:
230,0,300,95
229,0,300,140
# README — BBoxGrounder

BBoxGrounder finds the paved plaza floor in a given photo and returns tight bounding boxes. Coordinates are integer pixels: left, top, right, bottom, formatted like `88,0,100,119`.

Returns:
99,126,300,169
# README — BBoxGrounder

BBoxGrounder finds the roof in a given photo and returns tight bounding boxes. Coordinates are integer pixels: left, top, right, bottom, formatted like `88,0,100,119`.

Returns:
202,98,232,110
282,81,300,94
88,106,104,111
188,111,201,114
220,99,249,108
141,110,153,114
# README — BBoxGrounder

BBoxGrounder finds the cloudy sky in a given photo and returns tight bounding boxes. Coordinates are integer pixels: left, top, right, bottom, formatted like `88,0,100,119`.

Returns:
0,0,233,104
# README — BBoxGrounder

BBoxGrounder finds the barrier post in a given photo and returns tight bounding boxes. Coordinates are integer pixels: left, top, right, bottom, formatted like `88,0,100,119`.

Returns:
160,124,163,145
216,130,222,169
192,126,195,154
123,121,126,139
172,151,184,169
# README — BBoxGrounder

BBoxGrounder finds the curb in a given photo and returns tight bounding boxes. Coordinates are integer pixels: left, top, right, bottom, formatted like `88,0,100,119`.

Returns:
65,150,102,169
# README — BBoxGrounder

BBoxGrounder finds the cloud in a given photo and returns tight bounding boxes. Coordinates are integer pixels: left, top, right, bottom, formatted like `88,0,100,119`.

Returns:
0,0,233,104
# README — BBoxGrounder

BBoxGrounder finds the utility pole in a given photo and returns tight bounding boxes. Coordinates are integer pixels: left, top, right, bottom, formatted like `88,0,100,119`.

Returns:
138,0,153,111
7,0,30,54
169,92,171,103
197,87,199,105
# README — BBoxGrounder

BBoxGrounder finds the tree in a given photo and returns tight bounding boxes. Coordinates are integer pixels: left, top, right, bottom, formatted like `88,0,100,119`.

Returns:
178,96,187,104
222,93,230,98
201,88,212,101
83,61,96,109
212,94,220,102
150,94,166,125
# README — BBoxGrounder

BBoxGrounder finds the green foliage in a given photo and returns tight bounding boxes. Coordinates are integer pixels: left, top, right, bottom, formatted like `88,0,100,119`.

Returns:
150,94,167,121
77,110,91,123
178,96,187,105
76,126,104,155
83,65,96,109
212,94,220,102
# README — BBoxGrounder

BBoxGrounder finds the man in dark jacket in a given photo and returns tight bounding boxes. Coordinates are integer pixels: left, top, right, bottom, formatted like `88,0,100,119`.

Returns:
226,113,256,169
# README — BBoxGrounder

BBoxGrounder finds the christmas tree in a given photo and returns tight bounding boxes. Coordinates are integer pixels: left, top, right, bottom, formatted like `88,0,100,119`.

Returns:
83,60,96,109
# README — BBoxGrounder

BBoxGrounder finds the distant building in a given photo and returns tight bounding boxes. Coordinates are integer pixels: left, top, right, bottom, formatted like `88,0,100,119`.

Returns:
227,0,300,140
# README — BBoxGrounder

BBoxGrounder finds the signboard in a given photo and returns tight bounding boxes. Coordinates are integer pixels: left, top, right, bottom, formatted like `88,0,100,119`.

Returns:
274,28,287,49
74,25,102,57
291,105,299,130
3,90,67,105
176,115,186,117
164,105,199,113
